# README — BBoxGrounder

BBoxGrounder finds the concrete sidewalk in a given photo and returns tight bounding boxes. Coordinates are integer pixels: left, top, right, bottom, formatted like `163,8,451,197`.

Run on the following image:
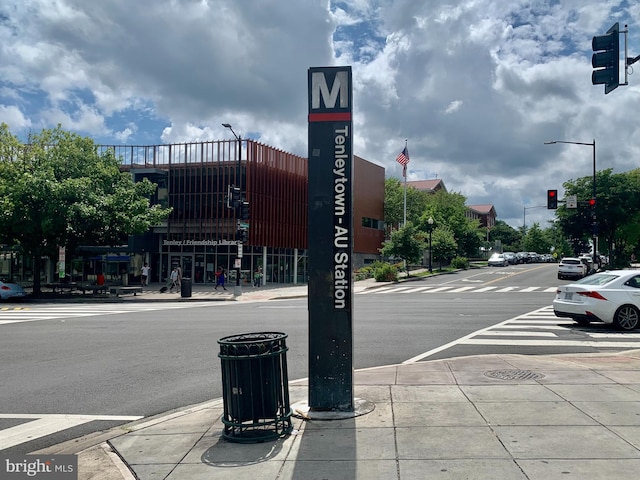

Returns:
71,349,640,480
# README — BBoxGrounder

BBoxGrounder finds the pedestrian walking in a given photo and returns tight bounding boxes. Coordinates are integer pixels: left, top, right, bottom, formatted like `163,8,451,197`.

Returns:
214,267,227,290
253,266,263,287
140,263,151,287
176,265,182,289
169,267,179,293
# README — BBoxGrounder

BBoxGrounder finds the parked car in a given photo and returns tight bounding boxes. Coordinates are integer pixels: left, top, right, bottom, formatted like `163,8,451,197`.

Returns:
0,279,27,301
503,252,517,265
516,252,530,263
579,255,595,273
553,269,640,330
557,257,587,280
488,253,508,267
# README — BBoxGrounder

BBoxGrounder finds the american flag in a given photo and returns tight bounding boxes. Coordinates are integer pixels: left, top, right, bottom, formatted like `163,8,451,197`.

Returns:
396,147,409,177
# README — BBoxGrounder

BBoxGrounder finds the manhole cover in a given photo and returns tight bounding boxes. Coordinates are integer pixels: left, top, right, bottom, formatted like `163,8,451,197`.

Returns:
483,369,545,380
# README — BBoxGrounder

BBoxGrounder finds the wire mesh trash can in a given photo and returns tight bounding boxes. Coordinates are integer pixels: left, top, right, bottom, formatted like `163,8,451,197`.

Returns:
218,332,292,443
180,277,192,297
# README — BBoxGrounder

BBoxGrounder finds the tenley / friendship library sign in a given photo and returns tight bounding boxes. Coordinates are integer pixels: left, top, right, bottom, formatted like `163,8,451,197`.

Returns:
307,66,354,411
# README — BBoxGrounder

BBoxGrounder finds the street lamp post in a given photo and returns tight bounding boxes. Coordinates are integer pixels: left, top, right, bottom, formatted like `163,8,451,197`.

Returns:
544,139,597,270
222,123,243,296
523,204,547,233
427,217,434,273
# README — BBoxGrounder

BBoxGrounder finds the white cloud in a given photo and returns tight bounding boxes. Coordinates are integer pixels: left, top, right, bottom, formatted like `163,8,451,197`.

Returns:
0,105,31,129
1,0,639,229
443,100,463,114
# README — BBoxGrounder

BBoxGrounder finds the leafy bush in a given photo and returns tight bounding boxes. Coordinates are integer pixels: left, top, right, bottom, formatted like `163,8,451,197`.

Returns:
450,256,469,270
354,266,374,281
374,263,398,282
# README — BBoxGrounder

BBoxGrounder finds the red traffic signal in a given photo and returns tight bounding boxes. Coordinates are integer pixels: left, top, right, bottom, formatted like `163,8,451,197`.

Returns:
547,189,558,209
588,198,596,208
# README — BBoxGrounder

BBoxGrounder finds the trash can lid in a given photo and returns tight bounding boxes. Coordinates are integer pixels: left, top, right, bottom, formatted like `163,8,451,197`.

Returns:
218,332,287,345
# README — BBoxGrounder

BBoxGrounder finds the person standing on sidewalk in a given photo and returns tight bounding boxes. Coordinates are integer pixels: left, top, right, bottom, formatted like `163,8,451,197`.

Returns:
214,266,227,290
169,267,179,293
176,265,182,290
253,266,263,287
140,263,151,287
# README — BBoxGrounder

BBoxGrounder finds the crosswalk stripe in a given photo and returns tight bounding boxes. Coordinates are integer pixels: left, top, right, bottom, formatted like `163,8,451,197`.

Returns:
0,414,142,450
461,339,640,348
498,324,569,330
369,287,397,294
473,286,498,292
476,331,557,337
423,286,453,293
448,286,476,293
509,320,575,325
401,286,433,293
0,302,213,325
358,286,561,295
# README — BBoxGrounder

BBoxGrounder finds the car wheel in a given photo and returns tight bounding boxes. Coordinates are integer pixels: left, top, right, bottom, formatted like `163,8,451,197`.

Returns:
613,305,640,331
557,274,562,280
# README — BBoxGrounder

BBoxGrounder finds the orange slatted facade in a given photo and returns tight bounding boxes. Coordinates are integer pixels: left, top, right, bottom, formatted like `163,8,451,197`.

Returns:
98,140,383,285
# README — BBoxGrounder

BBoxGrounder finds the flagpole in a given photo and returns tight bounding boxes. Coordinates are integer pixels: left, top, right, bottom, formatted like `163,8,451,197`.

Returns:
403,139,407,227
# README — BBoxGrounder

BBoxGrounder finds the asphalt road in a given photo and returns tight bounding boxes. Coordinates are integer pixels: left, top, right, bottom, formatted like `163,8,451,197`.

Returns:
1,262,637,454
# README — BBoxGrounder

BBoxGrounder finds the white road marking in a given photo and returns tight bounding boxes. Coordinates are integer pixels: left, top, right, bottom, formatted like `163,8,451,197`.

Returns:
473,286,498,292
475,331,557,337
448,286,476,293
423,286,453,293
0,414,142,450
402,305,640,363
0,302,213,325
460,339,640,348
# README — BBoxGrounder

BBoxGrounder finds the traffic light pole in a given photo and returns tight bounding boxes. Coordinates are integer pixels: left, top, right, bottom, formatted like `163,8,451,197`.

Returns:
544,140,597,270
223,123,243,296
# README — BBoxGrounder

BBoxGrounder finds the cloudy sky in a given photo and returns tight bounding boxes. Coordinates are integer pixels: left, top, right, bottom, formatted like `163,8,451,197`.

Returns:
1,0,639,229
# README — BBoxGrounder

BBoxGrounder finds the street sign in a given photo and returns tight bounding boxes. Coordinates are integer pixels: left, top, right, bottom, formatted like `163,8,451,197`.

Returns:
237,244,243,258
567,195,578,208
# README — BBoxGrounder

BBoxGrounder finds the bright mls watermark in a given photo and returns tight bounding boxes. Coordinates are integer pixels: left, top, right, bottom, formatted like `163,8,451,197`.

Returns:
2,455,77,479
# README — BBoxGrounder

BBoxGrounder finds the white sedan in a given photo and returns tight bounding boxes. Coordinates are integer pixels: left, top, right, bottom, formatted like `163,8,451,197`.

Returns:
488,253,508,267
553,270,640,331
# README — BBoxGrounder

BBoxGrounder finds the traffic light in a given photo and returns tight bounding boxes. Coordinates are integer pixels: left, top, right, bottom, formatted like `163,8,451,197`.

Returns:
588,198,596,208
239,201,250,220
592,22,620,94
226,185,241,209
547,189,558,209
236,228,248,242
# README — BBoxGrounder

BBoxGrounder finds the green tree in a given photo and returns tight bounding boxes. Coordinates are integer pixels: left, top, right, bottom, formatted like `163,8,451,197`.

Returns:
557,169,640,265
431,225,458,269
379,222,425,274
489,220,522,252
522,222,551,254
417,190,481,257
0,124,171,293
384,178,429,231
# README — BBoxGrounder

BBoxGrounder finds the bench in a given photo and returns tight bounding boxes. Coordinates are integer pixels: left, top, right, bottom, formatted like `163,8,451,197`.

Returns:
109,286,143,297
78,284,109,295
45,282,78,293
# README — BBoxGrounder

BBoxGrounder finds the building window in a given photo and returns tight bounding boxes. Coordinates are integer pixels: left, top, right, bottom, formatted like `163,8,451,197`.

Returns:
361,217,384,230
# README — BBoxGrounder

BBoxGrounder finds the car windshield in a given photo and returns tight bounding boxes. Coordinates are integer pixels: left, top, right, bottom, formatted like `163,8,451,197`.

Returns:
573,273,618,286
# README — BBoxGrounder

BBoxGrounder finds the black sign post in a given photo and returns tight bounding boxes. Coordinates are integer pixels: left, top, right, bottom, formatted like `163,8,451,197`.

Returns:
307,66,354,411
